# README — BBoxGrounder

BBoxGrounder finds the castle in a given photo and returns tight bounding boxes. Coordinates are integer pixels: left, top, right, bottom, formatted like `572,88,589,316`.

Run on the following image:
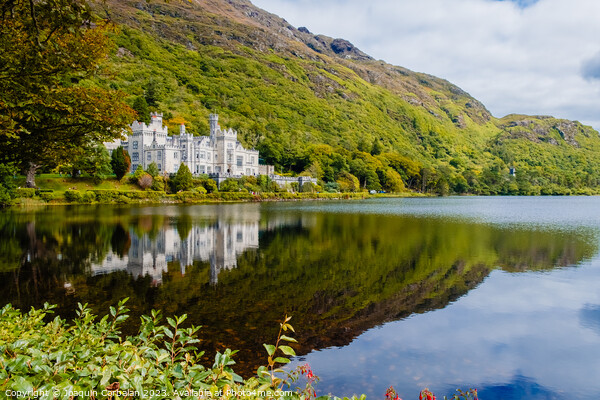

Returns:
106,112,317,187
107,113,262,176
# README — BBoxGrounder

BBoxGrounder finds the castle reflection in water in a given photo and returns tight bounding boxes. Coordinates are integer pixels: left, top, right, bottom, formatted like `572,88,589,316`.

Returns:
90,205,305,285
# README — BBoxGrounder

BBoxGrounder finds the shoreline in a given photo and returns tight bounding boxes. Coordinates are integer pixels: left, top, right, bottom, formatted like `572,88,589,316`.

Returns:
8,190,422,208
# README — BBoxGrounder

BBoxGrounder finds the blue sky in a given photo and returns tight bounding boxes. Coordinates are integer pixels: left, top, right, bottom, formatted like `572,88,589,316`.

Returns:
497,0,539,7
251,0,600,130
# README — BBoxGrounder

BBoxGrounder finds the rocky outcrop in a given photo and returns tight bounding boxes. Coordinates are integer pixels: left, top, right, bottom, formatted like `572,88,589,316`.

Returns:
497,115,589,147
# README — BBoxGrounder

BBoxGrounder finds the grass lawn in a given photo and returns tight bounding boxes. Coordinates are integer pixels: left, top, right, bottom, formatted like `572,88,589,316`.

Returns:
14,174,141,195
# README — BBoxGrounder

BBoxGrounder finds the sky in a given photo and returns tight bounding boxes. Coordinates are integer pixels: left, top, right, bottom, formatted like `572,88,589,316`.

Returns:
250,0,600,130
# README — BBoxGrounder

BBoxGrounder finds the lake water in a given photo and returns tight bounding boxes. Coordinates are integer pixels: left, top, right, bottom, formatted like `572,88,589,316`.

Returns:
1,197,600,399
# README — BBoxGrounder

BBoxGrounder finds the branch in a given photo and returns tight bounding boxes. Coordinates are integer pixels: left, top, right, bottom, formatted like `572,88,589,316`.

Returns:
27,0,41,47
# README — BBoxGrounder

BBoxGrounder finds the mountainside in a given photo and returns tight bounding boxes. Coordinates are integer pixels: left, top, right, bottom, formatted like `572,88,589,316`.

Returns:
89,0,600,194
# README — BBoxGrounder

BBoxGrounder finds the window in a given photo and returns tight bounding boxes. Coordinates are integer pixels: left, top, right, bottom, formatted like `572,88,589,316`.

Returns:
200,152,205,159
207,167,211,173
133,142,138,149
196,165,199,173
132,152,139,162
196,152,199,160
174,152,178,159
132,164,137,171
147,153,151,161
157,152,162,160
251,156,255,164
237,156,243,167
158,164,162,171
227,143,233,149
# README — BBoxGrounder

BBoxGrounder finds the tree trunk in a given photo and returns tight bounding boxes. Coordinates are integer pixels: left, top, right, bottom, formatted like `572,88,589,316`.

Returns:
25,162,39,188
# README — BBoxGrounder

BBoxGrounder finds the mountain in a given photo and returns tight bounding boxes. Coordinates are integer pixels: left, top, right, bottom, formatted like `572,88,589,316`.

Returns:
88,0,600,195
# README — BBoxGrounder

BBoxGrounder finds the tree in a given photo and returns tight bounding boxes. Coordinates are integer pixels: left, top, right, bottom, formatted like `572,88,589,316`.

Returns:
171,163,193,192
0,0,136,187
0,163,17,207
110,146,131,180
70,143,113,183
132,96,150,124
138,173,153,190
146,162,160,178
131,165,145,184
371,139,383,156
336,171,360,192
219,178,239,192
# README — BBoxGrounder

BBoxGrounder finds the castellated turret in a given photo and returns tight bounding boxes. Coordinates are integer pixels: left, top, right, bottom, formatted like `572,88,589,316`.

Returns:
150,112,163,127
209,114,219,136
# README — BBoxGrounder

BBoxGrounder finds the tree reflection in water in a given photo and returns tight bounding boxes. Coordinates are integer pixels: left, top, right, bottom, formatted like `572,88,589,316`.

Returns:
0,203,595,376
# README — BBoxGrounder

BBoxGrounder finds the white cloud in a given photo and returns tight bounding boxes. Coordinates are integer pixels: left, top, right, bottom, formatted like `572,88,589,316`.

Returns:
250,0,600,129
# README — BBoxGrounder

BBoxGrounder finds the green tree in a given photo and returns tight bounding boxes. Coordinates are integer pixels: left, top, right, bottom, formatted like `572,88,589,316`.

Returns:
110,146,131,180
71,143,112,183
336,171,360,192
146,162,160,178
219,178,239,192
371,139,383,156
132,96,150,124
145,79,164,108
171,163,193,192
0,163,17,207
357,138,371,153
131,164,145,184
0,0,136,187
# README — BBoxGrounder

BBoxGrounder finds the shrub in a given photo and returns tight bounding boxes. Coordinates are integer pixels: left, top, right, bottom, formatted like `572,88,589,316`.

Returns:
15,188,36,198
193,186,207,195
219,178,239,192
82,191,96,203
146,161,160,178
171,163,193,192
151,176,165,192
138,173,153,190
64,190,83,202
38,192,55,202
200,178,218,193
0,163,17,207
116,195,131,204
324,182,340,193
130,164,145,184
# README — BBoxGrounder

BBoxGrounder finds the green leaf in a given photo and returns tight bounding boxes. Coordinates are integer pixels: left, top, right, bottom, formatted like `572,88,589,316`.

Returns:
278,345,296,356
263,344,276,356
12,376,34,393
273,357,290,364
100,368,111,387
279,335,297,343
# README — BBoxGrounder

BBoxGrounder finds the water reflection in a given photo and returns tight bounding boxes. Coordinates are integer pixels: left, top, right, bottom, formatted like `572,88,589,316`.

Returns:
94,219,259,285
0,200,598,390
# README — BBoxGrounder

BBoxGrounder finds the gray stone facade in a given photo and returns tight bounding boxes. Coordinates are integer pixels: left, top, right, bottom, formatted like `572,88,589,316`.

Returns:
107,113,260,176
106,113,317,188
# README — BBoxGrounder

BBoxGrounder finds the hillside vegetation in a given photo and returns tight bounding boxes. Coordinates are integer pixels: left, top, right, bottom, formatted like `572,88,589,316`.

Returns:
86,0,600,195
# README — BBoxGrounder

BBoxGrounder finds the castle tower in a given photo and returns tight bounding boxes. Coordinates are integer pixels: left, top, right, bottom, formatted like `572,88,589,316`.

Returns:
209,114,219,136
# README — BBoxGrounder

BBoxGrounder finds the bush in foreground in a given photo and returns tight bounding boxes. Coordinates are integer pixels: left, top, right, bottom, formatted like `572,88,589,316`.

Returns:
0,302,477,400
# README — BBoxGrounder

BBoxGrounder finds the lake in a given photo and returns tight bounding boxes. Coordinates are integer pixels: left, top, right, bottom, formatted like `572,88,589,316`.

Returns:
1,197,600,399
